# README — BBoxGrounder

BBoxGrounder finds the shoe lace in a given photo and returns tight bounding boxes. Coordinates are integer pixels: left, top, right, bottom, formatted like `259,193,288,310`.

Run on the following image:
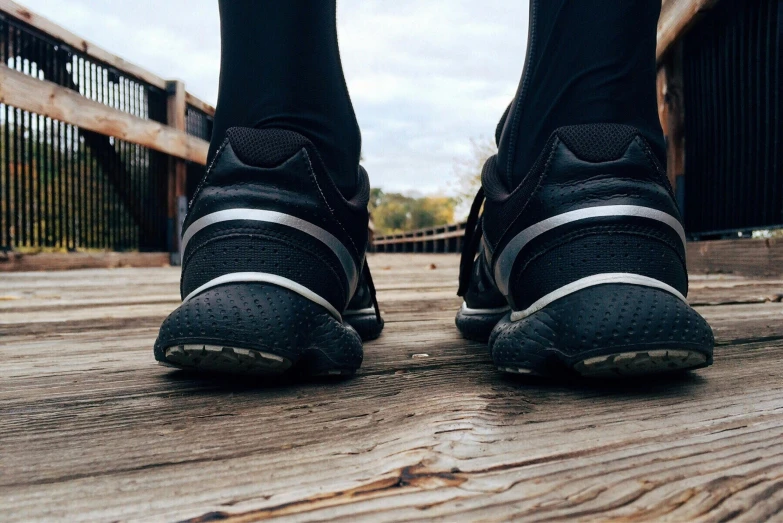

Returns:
362,259,383,324
457,187,486,297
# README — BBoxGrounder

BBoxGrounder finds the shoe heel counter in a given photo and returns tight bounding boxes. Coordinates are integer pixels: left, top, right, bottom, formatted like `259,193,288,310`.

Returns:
180,232,351,313
501,125,688,311
541,125,679,220
185,138,341,235
179,131,364,314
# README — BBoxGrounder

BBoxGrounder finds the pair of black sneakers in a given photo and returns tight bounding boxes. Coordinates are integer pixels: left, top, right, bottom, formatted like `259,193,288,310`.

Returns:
154,124,714,379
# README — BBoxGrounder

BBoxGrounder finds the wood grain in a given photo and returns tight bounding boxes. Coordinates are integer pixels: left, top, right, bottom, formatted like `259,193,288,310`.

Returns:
661,42,686,195
185,92,217,117
1,254,782,521
657,0,720,61
0,251,170,272
0,65,209,164
688,238,783,278
167,79,188,241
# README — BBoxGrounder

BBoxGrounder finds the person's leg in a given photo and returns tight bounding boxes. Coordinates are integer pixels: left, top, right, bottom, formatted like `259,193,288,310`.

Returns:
457,0,715,377
209,0,361,194
498,0,665,186
155,1,382,377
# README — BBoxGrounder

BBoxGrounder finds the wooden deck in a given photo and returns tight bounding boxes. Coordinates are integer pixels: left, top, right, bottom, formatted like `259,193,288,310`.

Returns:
2,254,783,521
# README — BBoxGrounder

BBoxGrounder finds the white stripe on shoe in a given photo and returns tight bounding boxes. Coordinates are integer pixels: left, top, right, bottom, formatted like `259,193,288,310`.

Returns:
459,303,511,316
509,273,688,322
181,209,359,297
182,272,342,321
493,205,686,296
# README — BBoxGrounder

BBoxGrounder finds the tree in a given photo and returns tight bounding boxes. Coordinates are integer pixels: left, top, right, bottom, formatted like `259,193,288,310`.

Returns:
452,137,497,213
369,189,456,236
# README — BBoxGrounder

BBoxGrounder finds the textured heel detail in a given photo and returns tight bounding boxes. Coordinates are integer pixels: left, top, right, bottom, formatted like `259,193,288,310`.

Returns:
490,284,714,378
162,345,293,375
510,273,687,322
154,282,363,377
183,272,342,320
573,349,708,378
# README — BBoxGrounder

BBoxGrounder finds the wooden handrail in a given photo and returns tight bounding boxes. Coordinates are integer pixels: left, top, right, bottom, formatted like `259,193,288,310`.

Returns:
0,64,209,164
657,0,720,62
185,93,216,116
0,0,215,115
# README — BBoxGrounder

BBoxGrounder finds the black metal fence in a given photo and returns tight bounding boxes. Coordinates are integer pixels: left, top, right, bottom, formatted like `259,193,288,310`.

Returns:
0,13,212,253
683,0,782,238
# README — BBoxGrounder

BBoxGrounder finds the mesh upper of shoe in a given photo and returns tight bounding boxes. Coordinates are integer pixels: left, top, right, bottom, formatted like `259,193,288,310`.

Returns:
556,123,638,163
225,127,311,168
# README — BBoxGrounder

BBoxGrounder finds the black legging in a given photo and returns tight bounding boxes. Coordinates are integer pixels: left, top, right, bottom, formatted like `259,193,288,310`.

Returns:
210,1,360,193
210,0,664,194
498,0,665,188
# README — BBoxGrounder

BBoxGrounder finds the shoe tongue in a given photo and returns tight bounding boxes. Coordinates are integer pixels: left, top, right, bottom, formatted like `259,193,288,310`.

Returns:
225,127,312,168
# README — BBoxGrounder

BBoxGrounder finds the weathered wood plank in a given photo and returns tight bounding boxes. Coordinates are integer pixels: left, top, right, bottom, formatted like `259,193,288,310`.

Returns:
0,0,214,116
185,92,216,117
657,0,720,62
1,254,782,521
660,41,686,196
0,251,170,272
688,238,783,278
167,79,189,260
0,64,209,164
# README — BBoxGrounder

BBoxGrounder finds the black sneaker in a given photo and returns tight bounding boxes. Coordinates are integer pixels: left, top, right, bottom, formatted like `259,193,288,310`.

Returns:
154,127,382,377
456,124,714,378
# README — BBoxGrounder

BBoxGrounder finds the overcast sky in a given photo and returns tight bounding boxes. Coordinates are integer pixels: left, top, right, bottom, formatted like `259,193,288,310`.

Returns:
18,0,529,195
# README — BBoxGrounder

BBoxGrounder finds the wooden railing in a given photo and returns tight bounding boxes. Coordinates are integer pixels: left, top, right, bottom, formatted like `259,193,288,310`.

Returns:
0,0,213,262
371,222,467,253
656,0,720,61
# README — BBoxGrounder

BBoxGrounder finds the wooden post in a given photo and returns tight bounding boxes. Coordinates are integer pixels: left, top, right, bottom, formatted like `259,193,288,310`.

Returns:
166,80,187,265
659,42,686,213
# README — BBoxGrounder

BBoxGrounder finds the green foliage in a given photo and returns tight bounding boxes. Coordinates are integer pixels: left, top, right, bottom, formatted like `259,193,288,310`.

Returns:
369,188,456,236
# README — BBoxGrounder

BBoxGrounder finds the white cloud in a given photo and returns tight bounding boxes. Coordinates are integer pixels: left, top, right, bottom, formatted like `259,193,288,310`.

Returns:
16,0,528,194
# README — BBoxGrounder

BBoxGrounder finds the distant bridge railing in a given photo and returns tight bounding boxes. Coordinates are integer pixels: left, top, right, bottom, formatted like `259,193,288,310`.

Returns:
371,223,467,253
0,0,213,263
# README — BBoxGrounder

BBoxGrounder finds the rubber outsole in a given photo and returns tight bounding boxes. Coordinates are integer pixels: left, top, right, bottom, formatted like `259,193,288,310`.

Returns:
163,344,292,375
482,284,715,379
572,349,708,377
154,282,364,378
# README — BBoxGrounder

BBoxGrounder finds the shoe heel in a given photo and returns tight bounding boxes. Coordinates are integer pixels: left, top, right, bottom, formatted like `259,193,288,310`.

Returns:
455,304,509,342
489,283,714,378
154,282,363,377
343,309,384,341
